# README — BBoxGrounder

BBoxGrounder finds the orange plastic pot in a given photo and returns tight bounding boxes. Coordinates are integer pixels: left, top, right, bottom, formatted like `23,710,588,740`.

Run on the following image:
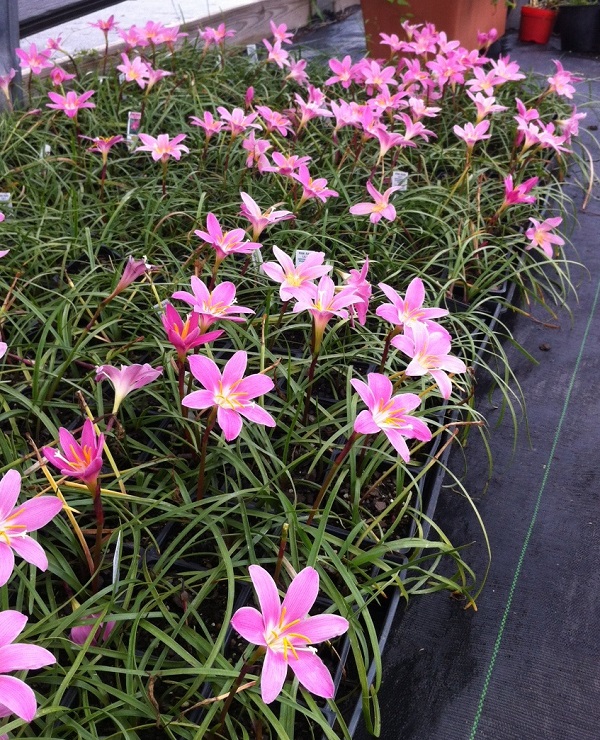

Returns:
519,6,558,44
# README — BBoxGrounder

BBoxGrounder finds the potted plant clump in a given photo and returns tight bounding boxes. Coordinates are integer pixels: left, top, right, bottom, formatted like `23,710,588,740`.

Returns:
520,0,559,43
360,0,507,58
558,0,600,52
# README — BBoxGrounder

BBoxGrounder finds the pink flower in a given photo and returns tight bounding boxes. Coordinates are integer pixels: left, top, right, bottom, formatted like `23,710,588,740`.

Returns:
502,175,538,208
0,610,56,722
15,44,52,75
43,419,104,489
95,363,163,414
0,470,62,587
217,107,259,138
349,181,400,224
255,106,293,137
89,15,118,33
49,67,76,86
351,373,431,461
239,192,294,241
182,351,276,441
231,565,349,703
136,133,188,162
81,135,124,165
172,279,254,333
467,92,507,122
189,112,224,140
161,303,223,362
263,39,290,69
242,131,272,172
112,256,154,297
344,260,371,326
285,60,309,86
266,151,311,177
325,56,357,88
46,90,95,119
0,69,16,103
525,216,564,259
292,165,339,206
453,120,491,148
391,322,467,399
200,23,236,48
270,21,294,45
262,246,331,301
70,613,116,646
195,213,262,264
376,278,448,330
116,54,150,88
547,60,581,100
145,67,172,92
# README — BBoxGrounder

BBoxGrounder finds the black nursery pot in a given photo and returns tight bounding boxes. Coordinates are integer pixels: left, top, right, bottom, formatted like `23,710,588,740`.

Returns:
559,4,600,54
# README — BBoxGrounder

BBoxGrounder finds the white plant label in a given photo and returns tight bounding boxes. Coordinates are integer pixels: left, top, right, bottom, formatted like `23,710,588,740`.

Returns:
127,111,142,149
0,193,12,208
251,249,263,268
247,44,258,63
295,250,311,266
39,143,52,159
391,170,409,191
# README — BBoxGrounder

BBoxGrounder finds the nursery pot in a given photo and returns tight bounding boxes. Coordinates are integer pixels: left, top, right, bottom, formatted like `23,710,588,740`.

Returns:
519,6,558,43
558,4,600,53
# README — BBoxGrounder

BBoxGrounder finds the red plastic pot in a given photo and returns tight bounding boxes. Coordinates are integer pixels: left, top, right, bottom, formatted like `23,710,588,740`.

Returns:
519,6,558,44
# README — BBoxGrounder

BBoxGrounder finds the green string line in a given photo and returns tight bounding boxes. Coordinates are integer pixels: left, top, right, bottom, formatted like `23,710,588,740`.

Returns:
469,274,600,740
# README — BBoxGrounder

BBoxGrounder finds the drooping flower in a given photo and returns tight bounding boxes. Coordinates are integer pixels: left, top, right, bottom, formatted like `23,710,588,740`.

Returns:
70,613,116,646
46,90,95,119
376,278,448,331
349,181,401,224
161,303,224,362
95,364,163,414
182,351,276,441
0,610,56,722
231,565,349,703
525,216,564,259
0,470,62,587
239,192,294,241
351,373,431,461
112,255,154,298
391,322,467,399
135,133,189,162
262,246,331,301
42,419,104,489
172,278,254,332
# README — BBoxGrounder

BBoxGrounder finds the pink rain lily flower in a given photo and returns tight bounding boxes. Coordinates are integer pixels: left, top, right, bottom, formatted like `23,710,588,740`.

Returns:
195,213,262,265
0,610,56,722
0,470,62,587
0,342,6,356
89,15,118,33
189,112,224,140
231,565,349,703
525,216,564,259
270,20,294,45
547,60,581,99
95,363,163,414
502,175,538,208
161,303,223,362
15,44,52,74
46,90,95,119
391,322,467,400
200,23,236,48
112,255,154,298
43,419,104,489
263,39,290,69
376,278,448,331
285,59,309,86
240,192,294,241
242,131,272,172
262,246,332,301
49,67,76,86
81,135,124,166
0,69,16,103
351,373,431,462
182,351,276,441
344,259,371,326
70,613,116,646
453,119,491,149
116,54,150,88
217,107,259,138
292,165,339,207
349,181,401,224
172,278,254,333
135,133,189,162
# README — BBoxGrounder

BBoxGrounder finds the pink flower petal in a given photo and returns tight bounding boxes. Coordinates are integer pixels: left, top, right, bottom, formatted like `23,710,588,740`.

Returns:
248,565,281,631
222,351,247,389
294,614,349,643
188,355,221,392
10,535,48,571
217,407,243,441
353,410,380,435
238,404,276,427
0,644,55,673
287,649,335,699
181,389,216,410
281,567,319,622
11,496,62,531
0,675,37,722
0,543,15,588
230,607,267,646
261,648,288,704
0,470,21,520
0,612,26,649
383,428,411,461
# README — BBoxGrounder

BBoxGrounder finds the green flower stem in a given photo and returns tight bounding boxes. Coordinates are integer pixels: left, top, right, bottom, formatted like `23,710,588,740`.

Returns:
197,407,217,501
218,647,264,733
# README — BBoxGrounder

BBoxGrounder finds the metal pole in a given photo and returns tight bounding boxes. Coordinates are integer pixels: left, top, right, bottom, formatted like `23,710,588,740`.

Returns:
0,0,22,110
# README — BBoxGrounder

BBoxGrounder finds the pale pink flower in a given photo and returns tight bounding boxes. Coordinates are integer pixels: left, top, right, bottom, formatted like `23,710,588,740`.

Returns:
0,69,16,103
349,181,400,224
71,613,116,646
351,373,431,462
285,59,309,86
263,39,290,69
392,322,467,399
374,127,407,161
200,23,236,48
46,90,95,119
465,67,501,95
294,91,332,130
376,278,448,330
231,565,348,703
43,419,104,489
239,192,294,241
467,92,507,122
270,21,294,45
361,59,398,91
242,131,272,172
195,213,262,264
326,56,357,89
489,55,525,83
0,610,56,722
547,60,581,100
189,112,224,140
256,106,293,137
0,470,62,587
556,107,586,142
379,33,405,55
525,216,564,259
95,364,163,414
394,112,435,144
262,246,331,301
81,135,124,165
182,351,275,441
266,152,311,177
116,54,150,88
145,67,172,92
49,67,76,86
292,165,338,206
15,44,52,75
217,107,259,138
89,15,118,33
117,26,147,50
158,25,188,50
172,279,254,333
345,260,371,326
453,119,491,148
161,303,223,362
502,175,538,208
135,133,189,162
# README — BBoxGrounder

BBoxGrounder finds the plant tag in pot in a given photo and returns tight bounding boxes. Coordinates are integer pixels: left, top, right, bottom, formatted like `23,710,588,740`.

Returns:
295,249,311,266
246,44,258,63
127,111,142,149
0,193,12,209
391,170,409,191
251,249,263,269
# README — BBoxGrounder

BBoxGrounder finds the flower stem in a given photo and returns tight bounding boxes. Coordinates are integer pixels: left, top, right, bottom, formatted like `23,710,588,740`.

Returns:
197,407,217,501
91,478,105,593
218,648,263,733
302,351,319,425
307,432,359,525
273,523,289,587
